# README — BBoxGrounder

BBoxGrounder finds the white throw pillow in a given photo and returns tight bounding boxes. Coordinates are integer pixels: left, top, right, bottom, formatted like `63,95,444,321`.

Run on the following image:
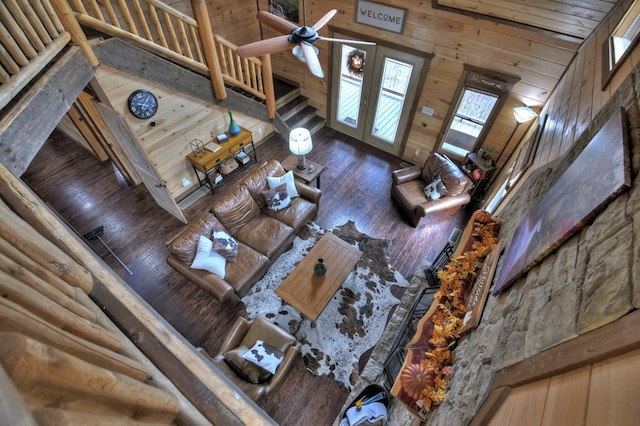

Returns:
242,339,284,375
190,235,226,278
266,170,299,198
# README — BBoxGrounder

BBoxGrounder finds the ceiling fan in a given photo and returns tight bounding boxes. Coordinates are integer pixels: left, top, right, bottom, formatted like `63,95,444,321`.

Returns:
236,2,375,78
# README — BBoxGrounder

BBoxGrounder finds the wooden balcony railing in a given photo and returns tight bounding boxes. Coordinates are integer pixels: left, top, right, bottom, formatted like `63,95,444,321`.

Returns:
0,0,71,110
65,0,275,116
1,0,275,117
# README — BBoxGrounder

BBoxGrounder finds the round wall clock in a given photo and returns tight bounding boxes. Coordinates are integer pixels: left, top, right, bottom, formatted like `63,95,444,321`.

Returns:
127,89,158,119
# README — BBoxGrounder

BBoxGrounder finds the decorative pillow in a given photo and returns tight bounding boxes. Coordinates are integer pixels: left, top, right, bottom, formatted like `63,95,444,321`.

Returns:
423,178,449,201
212,228,238,263
261,183,291,211
224,346,271,384
190,235,226,278
242,340,284,375
266,170,299,198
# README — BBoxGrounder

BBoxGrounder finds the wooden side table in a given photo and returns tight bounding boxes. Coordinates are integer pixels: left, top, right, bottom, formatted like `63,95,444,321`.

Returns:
281,154,325,189
186,128,256,194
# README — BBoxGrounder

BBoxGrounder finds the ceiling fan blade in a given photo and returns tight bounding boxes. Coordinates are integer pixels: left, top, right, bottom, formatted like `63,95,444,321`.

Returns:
301,42,324,78
257,11,298,34
237,35,293,58
312,9,337,31
317,36,376,45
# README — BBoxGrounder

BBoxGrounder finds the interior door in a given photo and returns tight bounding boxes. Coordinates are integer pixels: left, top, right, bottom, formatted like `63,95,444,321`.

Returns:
330,38,426,156
95,103,187,224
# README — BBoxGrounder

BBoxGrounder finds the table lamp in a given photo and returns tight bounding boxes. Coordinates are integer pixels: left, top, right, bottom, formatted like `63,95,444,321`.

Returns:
289,127,313,170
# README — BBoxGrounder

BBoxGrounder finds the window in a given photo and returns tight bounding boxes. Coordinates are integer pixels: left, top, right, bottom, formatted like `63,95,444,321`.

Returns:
438,66,518,160
602,0,640,89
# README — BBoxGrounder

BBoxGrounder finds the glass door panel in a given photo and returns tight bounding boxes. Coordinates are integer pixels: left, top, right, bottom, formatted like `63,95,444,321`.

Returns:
371,58,413,143
331,37,427,156
336,45,366,129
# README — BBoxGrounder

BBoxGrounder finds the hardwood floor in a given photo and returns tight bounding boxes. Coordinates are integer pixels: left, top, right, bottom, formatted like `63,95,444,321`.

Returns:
22,127,471,425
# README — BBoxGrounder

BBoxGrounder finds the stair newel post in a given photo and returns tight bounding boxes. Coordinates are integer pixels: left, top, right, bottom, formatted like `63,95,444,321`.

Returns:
261,54,276,119
191,0,227,100
49,0,99,67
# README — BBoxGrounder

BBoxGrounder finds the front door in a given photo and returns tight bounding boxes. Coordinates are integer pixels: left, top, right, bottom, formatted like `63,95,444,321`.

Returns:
330,37,427,156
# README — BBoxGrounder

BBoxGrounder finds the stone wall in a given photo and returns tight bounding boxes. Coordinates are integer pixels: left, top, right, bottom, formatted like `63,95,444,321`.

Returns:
426,65,640,424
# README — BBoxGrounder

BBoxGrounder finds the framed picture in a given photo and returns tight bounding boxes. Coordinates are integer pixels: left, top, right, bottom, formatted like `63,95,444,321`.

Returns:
269,0,299,23
493,107,631,296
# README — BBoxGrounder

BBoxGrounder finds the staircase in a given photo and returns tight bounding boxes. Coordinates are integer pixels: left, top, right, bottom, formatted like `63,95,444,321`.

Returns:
273,80,325,137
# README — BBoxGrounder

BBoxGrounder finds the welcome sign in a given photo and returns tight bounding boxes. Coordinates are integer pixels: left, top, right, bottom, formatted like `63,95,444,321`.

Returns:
356,0,407,34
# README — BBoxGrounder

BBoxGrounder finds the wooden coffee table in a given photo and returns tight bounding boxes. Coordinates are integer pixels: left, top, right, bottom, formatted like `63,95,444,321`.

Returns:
276,233,362,325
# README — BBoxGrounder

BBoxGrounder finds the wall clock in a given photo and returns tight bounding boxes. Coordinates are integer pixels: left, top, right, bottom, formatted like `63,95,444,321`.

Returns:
127,89,158,119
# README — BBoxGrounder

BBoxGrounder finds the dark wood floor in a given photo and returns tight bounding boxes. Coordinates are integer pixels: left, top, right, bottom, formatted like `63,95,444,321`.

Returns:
22,126,470,425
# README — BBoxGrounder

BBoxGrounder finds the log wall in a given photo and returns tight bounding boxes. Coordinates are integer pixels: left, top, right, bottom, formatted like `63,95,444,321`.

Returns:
0,195,184,424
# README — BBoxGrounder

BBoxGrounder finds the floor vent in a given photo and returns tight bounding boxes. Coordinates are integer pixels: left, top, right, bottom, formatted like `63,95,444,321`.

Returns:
448,227,462,246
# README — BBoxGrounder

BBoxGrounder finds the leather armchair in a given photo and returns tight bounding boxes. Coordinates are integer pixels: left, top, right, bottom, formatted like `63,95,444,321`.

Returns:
209,316,300,402
391,152,472,227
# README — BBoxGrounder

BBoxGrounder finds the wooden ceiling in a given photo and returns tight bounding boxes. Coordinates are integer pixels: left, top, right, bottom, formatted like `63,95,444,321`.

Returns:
435,0,618,41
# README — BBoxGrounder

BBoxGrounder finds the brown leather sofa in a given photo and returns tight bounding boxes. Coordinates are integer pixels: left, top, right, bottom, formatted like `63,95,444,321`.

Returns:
391,152,472,227
166,159,321,305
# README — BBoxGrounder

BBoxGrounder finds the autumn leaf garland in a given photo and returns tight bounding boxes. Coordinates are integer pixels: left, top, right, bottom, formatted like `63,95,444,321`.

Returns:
417,218,499,413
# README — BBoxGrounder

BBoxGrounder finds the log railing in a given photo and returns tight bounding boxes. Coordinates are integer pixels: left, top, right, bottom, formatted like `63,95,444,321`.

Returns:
64,0,276,116
0,197,187,424
0,0,70,111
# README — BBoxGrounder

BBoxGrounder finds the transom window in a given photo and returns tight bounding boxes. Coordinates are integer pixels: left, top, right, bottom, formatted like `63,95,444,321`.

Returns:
602,0,640,89
439,67,518,160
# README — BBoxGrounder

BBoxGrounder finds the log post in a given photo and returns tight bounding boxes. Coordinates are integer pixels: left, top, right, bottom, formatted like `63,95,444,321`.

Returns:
49,0,99,67
262,54,276,119
191,0,227,100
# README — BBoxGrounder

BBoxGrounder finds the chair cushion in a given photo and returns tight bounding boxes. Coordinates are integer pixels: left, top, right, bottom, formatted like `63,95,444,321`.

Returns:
224,345,271,384
190,235,226,277
168,212,225,264
423,178,448,200
241,317,297,353
242,340,284,374
239,159,287,209
211,185,260,235
234,214,294,260
266,170,299,198
261,183,292,211
212,228,239,263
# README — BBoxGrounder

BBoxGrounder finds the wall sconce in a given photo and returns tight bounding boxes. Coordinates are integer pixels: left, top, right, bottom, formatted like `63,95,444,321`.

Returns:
495,106,538,165
289,127,313,170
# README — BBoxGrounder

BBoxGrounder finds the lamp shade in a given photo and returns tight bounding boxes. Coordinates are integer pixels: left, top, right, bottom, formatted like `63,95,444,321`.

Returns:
292,45,318,63
289,128,313,155
513,106,538,123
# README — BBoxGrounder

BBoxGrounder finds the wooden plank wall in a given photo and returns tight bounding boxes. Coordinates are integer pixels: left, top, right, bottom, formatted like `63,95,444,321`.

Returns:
211,0,585,167
487,348,640,425
501,0,639,183
92,64,273,201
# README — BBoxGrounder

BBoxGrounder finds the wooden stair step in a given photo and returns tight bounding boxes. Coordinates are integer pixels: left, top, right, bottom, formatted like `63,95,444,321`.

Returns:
277,95,309,120
285,105,319,129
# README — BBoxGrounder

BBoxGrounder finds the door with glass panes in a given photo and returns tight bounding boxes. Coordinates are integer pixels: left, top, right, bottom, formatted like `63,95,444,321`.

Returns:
330,38,427,156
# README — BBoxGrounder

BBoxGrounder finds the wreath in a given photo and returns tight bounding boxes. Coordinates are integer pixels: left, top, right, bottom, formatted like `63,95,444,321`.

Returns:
347,49,365,77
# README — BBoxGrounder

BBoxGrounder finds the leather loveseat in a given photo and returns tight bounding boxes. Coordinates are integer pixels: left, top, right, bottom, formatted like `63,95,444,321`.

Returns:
165,159,321,305
391,152,472,227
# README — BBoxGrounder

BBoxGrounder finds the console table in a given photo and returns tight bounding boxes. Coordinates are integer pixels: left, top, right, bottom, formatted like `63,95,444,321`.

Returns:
186,128,256,194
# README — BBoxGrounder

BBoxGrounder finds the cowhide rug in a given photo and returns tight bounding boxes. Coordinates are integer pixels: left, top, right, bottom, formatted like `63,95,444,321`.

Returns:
241,221,409,390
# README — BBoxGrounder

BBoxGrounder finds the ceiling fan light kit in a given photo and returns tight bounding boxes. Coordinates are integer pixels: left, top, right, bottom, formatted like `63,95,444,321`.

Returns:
236,1,375,79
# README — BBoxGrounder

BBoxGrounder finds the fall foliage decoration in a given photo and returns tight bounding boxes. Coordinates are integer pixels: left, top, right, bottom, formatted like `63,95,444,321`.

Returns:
415,213,500,413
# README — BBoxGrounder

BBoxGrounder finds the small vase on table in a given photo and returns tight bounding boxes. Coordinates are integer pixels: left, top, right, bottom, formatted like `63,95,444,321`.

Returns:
228,109,241,136
314,258,327,276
